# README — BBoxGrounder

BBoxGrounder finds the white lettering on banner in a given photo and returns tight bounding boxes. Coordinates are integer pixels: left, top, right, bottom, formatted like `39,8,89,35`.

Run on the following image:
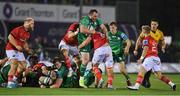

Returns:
0,2,115,23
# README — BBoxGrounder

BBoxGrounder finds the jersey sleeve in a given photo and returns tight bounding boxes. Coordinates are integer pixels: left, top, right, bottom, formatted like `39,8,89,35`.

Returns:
139,32,145,39
80,17,89,28
159,31,165,41
120,32,128,40
68,23,77,31
142,39,149,46
10,28,19,39
97,18,103,25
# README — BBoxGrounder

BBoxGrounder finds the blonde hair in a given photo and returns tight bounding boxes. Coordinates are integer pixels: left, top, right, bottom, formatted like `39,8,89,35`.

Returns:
142,25,151,32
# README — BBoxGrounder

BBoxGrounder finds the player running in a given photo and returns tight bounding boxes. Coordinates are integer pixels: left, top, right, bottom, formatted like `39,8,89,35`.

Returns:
79,31,114,89
78,9,108,88
6,17,34,88
134,19,166,88
127,25,176,91
58,22,81,77
108,22,132,86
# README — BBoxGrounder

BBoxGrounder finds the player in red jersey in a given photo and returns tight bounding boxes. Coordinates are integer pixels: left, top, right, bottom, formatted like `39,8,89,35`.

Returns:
58,22,81,77
79,32,114,89
6,17,34,88
127,25,176,91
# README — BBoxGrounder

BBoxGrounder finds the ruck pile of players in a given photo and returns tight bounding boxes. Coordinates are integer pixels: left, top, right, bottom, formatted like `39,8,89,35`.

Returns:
0,9,176,91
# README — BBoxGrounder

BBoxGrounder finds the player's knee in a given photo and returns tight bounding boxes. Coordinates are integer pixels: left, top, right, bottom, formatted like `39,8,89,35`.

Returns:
11,59,18,65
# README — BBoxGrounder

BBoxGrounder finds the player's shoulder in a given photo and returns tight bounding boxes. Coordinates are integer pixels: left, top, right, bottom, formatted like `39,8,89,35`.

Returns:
81,16,89,20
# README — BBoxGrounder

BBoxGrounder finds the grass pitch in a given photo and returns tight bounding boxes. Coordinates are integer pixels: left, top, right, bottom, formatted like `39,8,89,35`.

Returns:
0,74,179,95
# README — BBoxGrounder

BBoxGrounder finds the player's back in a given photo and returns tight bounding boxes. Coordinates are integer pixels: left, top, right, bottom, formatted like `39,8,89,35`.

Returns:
63,23,78,46
92,32,108,49
143,36,158,58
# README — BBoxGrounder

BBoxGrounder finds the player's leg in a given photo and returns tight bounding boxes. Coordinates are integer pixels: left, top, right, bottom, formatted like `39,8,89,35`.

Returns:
69,46,81,76
14,52,26,85
79,52,90,88
152,57,176,91
58,41,73,75
127,65,147,90
127,57,153,90
154,71,176,91
6,50,19,88
105,46,114,89
92,47,105,88
119,61,132,86
141,70,152,88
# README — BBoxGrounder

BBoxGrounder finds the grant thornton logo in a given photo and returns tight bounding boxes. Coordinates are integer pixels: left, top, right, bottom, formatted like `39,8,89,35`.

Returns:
3,3,13,19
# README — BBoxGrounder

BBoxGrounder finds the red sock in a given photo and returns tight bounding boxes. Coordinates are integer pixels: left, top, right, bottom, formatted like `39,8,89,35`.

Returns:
108,75,113,85
15,71,19,78
65,57,71,68
136,73,143,84
160,76,170,84
8,75,13,82
93,66,102,81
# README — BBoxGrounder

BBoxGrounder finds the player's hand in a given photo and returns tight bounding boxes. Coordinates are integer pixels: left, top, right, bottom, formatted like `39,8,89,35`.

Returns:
16,45,23,52
124,47,129,55
133,50,138,55
27,49,34,55
90,30,95,34
161,48,165,53
137,59,143,64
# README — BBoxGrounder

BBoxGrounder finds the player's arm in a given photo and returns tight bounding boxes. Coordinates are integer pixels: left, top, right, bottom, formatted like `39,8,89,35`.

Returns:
100,24,108,37
78,35,92,49
24,41,33,54
0,57,8,67
80,25,95,34
50,78,63,88
121,33,131,55
8,34,22,51
137,39,149,64
137,46,148,64
160,32,166,53
134,33,143,55
124,39,131,55
67,23,79,38
80,17,95,34
67,29,79,38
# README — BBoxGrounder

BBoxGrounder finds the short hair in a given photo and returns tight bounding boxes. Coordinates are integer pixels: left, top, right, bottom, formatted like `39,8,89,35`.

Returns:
151,18,159,24
52,57,61,64
24,17,34,23
142,25,151,32
109,21,117,26
89,9,98,15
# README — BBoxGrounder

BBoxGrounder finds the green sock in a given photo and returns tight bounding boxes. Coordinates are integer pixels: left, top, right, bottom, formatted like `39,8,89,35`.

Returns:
80,64,86,76
124,74,130,81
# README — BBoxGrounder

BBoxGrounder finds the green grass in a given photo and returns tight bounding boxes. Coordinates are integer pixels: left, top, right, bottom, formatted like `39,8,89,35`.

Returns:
0,74,179,95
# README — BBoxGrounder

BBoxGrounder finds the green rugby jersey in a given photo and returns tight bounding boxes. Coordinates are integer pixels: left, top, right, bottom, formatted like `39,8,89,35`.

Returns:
108,31,128,54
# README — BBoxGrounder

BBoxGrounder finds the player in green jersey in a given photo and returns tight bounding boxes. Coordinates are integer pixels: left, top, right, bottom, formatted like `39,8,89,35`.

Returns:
78,9,108,88
108,22,132,86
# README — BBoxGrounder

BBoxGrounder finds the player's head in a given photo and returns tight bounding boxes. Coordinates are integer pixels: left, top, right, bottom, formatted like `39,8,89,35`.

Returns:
29,55,39,67
142,25,151,36
24,17,34,32
89,9,98,21
109,21,117,32
52,57,62,69
151,18,159,31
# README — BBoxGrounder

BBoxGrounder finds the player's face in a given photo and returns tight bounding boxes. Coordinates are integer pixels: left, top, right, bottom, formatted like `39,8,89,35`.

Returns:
142,29,149,36
151,21,158,31
91,12,98,21
54,61,62,69
27,20,34,32
110,25,117,32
